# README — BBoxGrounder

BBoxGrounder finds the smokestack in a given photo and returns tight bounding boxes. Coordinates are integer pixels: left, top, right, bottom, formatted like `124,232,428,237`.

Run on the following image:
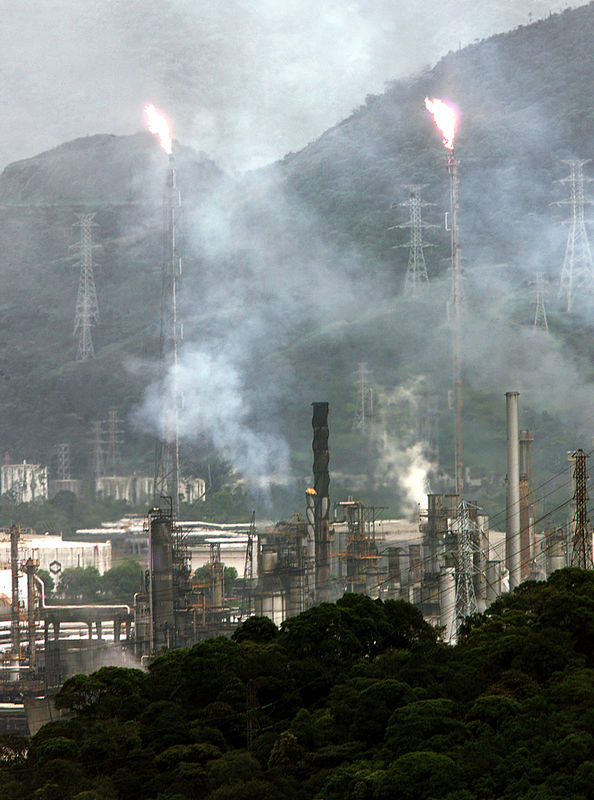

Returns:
519,430,535,579
312,402,330,603
506,392,521,592
439,566,456,643
475,514,489,613
547,527,567,574
148,508,175,651
486,560,501,605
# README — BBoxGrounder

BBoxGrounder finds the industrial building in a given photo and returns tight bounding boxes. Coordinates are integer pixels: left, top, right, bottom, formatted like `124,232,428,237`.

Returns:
1,462,48,503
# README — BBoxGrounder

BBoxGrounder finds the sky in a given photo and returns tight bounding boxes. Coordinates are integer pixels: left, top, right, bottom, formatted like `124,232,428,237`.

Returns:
0,0,575,173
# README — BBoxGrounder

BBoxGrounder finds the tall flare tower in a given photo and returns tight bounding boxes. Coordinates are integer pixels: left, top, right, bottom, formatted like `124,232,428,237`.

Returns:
425,97,463,496
146,104,182,517
73,213,100,361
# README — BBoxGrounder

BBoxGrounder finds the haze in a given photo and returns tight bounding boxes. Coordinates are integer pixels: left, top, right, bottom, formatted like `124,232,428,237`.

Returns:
1,0,574,172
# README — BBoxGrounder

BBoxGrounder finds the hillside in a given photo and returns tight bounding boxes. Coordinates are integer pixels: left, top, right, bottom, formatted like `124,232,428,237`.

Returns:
0,5,593,521
0,133,228,482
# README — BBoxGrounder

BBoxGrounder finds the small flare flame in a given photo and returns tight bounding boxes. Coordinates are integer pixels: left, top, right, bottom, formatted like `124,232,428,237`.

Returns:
144,103,172,154
424,97,456,150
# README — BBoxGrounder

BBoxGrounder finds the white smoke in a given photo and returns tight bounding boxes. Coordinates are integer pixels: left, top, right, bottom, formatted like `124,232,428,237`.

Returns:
369,380,435,512
134,347,291,493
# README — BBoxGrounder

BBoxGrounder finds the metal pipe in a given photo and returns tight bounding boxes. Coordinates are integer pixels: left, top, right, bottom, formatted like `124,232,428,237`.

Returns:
33,574,130,614
506,392,521,591
10,527,20,656
439,566,456,644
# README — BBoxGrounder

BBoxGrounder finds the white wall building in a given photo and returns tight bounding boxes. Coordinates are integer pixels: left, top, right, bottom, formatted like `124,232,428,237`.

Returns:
95,475,206,505
0,532,112,576
1,463,48,503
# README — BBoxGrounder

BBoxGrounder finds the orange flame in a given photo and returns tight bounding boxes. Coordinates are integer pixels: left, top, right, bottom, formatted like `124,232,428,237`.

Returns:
424,97,456,150
144,103,172,154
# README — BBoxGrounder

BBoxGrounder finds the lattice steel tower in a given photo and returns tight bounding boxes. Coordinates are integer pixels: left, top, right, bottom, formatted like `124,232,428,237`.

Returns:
533,272,549,332
90,420,105,483
392,185,434,295
454,500,479,629
153,156,182,518
56,443,71,481
556,160,594,312
570,449,593,569
352,362,374,431
73,213,100,360
106,409,123,475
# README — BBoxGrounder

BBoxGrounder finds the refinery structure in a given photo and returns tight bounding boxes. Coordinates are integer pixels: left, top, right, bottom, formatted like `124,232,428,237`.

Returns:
0,97,591,738
0,392,587,735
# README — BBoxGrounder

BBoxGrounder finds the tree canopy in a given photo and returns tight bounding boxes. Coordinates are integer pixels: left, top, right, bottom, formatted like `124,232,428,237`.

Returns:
7,572,594,798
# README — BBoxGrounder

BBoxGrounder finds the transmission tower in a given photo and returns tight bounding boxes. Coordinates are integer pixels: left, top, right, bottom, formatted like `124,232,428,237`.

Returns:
73,213,100,361
533,272,549,332
90,420,106,483
105,409,123,475
352,363,374,431
391,184,435,295
570,449,593,569
556,160,594,312
154,155,183,518
453,500,479,629
56,443,71,481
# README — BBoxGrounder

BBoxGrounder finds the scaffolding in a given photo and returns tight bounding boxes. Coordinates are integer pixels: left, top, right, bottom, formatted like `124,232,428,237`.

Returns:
335,500,384,596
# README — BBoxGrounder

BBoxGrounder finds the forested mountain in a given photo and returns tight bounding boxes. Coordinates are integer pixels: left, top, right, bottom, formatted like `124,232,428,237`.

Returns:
5,570,594,799
0,4,593,520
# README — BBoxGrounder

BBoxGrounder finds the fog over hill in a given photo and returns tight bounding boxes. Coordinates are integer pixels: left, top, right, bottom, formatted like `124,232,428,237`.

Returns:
0,4,593,516
0,0,579,172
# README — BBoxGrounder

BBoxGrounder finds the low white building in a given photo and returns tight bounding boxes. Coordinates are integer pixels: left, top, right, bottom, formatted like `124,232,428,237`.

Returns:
1,463,48,503
0,531,112,576
95,475,206,505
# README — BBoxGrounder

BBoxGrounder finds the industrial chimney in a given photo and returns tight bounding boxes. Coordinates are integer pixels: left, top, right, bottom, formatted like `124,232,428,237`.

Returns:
312,402,331,603
506,392,521,591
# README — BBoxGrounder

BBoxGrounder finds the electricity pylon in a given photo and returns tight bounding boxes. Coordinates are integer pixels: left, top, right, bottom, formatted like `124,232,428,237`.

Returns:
390,184,435,295
90,420,106,484
556,160,594,312
105,409,123,475
570,449,593,569
73,213,100,360
352,363,374,431
533,272,549,332
56,443,71,481
453,500,479,630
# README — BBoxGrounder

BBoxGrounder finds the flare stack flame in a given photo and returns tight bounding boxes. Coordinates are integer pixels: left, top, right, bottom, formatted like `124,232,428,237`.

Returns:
424,97,457,151
144,103,173,154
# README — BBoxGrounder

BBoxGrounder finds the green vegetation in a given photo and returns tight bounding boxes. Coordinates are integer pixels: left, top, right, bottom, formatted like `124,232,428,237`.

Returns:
52,560,143,604
5,570,594,797
0,487,252,539
192,564,239,598
0,492,137,537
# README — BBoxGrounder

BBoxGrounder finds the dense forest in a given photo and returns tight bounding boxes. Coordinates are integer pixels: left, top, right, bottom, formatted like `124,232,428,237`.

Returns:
2,568,594,798
0,5,592,523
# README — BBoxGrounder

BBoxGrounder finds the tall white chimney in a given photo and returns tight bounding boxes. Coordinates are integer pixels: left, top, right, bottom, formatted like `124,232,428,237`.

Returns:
506,392,521,591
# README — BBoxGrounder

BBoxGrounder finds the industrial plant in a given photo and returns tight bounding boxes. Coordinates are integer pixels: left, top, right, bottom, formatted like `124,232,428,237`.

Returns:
0,78,590,743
